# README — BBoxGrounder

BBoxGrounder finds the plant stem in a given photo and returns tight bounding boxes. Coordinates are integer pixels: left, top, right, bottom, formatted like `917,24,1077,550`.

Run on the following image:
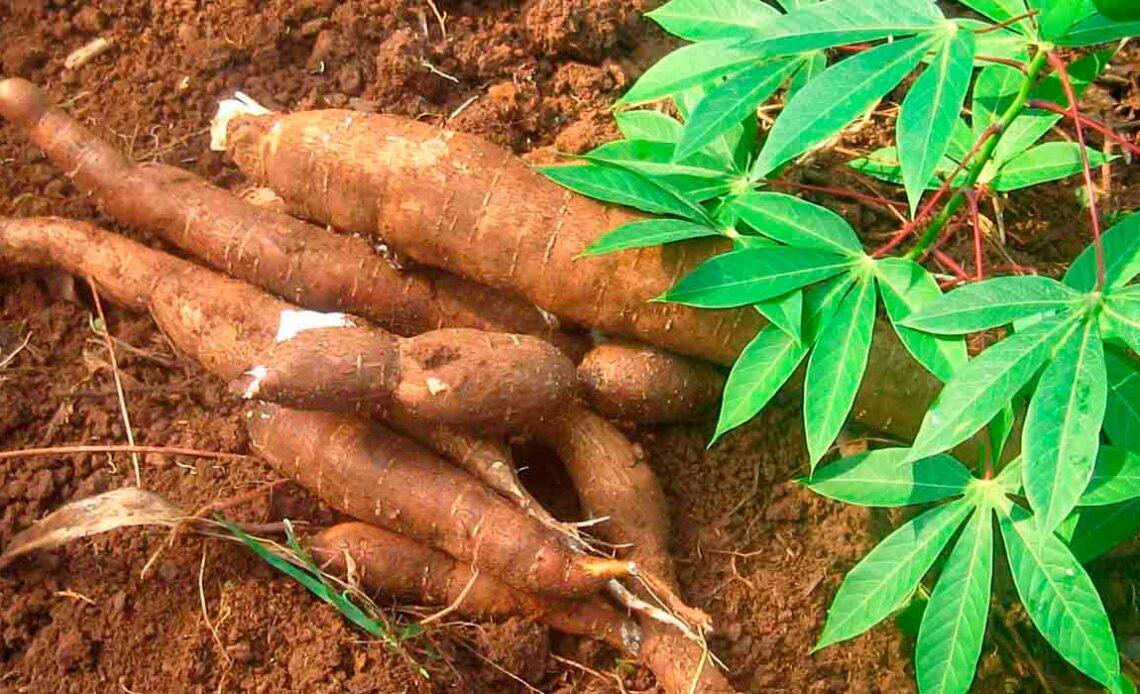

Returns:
1048,50,1107,289
1027,99,1140,158
902,49,1050,261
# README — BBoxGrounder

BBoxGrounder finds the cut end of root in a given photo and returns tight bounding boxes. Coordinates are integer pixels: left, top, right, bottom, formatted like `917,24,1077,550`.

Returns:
240,365,269,400
210,92,272,152
274,309,352,342
583,558,635,580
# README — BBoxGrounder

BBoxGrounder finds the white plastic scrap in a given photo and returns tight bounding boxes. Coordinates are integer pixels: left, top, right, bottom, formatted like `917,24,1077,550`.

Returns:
274,309,352,342
210,91,272,151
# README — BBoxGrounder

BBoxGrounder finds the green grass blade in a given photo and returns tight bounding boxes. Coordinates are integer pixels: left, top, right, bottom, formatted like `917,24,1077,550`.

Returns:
753,34,935,178
899,29,976,216
647,0,779,41
618,40,760,106
1023,319,1108,532
1104,347,1140,453
1066,211,1140,291
713,323,808,443
1080,447,1140,506
908,317,1076,462
998,503,1121,689
817,498,973,650
663,247,852,308
803,448,972,507
902,275,1079,335
730,191,865,256
992,141,1112,191
916,506,994,694
875,257,967,381
676,59,799,162
581,219,720,256
804,276,877,467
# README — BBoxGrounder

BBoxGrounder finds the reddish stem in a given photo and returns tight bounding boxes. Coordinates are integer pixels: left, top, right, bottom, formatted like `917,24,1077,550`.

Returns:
933,250,971,281
965,189,985,281
1027,99,1140,159
974,9,1038,34
762,178,907,209
1048,51,1106,289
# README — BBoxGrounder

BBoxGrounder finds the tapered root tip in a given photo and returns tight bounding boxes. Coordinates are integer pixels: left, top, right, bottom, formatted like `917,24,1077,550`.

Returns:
0,77,51,128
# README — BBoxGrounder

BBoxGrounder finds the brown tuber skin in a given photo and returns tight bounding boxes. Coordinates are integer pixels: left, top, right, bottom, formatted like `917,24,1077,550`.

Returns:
248,404,631,598
309,522,640,654
0,77,585,356
578,341,726,424
222,108,763,366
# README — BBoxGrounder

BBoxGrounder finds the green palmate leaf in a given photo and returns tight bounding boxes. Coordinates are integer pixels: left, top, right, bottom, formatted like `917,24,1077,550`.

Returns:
992,141,1112,191
1080,446,1140,506
582,139,737,200
713,323,808,442
898,28,976,215
817,498,973,649
753,33,936,178
1104,290,1140,355
619,40,760,106
755,291,804,344
1064,499,1140,563
961,19,1030,64
876,257,968,382
998,503,1121,689
1104,348,1140,452
676,59,800,162
903,275,1079,335
958,0,1031,32
737,0,946,57
1034,0,1087,39
730,192,865,256
615,110,683,142
804,448,972,506
581,219,720,256
848,147,960,189
647,0,779,41
990,402,1018,464
1066,210,1140,291
1056,12,1140,46
972,64,1023,137
537,163,706,221
909,317,1076,462
1023,319,1108,532
676,84,745,168
993,49,1114,167
663,246,852,308
997,457,1025,494
915,506,994,694
804,276,877,467
804,272,860,341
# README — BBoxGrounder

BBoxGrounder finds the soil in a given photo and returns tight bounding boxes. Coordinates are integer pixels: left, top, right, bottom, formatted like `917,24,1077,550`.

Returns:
0,2,1137,693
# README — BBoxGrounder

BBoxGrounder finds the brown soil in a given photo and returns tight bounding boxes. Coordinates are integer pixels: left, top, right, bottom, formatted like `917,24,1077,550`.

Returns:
0,2,1137,693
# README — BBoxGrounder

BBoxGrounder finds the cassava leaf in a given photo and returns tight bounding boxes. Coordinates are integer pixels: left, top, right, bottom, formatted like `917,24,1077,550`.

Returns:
803,448,972,507
1034,0,1086,39
1065,210,1140,291
959,19,1030,64
647,0,779,41
676,59,800,162
537,163,706,220
804,276,877,467
972,64,1023,136
1023,319,1107,532
957,0,1031,31
876,257,968,382
737,0,946,57
1064,499,1140,563
581,219,721,256
753,34,936,178
713,323,808,442
1103,287,1140,355
619,40,760,106
1080,446,1140,506
663,246,852,308
1056,12,1140,47
615,110,683,142
902,275,1079,335
1104,348,1140,453
755,291,804,344
998,503,1121,690
908,317,1077,462
898,28,976,215
676,84,746,168
729,192,865,255
817,498,973,649
992,141,1112,191
787,50,829,98
915,505,993,694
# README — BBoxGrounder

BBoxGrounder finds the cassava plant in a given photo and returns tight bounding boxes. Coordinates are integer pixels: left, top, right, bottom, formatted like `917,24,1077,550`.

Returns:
542,0,1140,691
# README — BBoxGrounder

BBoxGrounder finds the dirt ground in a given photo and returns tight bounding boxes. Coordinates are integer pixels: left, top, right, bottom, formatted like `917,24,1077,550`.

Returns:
0,2,1138,693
